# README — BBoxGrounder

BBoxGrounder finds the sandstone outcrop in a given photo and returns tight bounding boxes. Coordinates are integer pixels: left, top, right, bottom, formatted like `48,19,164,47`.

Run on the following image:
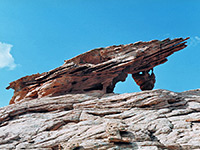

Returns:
3,37,200,149
6,37,189,104
0,89,200,149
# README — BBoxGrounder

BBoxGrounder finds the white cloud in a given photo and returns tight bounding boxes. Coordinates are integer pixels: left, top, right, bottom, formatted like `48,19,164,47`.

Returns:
0,42,16,70
189,36,200,47
195,36,200,42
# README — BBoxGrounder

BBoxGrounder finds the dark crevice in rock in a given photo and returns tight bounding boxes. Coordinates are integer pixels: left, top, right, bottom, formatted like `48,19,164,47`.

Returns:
45,121,66,131
28,109,50,113
139,104,152,108
120,131,135,140
72,81,77,85
64,106,73,111
69,65,90,74
167,97,183,104
168,100,188,110
73,146,85,150
190,121,200,123
114,142,132,145
0,121,8,128
87,111,122,117
81,78,88,82
83,83,103,92
148,130,158,141
51,145,62,150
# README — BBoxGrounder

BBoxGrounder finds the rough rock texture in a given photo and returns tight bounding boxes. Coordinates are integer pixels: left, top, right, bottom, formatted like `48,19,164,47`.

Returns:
1,89,200,150
7,37,189,104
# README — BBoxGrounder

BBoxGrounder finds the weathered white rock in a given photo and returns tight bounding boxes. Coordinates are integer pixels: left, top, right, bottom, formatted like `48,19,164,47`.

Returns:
0,89,200,150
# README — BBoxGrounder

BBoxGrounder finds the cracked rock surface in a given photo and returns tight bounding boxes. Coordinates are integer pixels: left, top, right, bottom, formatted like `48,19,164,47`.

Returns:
1,89,200,150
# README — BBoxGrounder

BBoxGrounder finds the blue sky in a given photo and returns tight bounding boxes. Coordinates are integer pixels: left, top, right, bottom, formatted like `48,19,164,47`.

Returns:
0,0,200,107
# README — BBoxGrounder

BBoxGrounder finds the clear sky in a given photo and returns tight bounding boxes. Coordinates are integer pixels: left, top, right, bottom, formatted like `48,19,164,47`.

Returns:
0,0,200,107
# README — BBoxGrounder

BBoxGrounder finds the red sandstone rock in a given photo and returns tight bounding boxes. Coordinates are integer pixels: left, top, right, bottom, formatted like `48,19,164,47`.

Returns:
6,37,189,104
132,69,156,91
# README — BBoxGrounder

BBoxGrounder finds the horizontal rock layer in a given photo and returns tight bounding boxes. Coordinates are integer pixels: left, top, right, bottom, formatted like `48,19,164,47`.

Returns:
7,37,189,104
0,89,200,149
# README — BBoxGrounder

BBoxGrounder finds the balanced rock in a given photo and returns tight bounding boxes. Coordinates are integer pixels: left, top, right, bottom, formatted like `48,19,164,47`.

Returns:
6,37,189,104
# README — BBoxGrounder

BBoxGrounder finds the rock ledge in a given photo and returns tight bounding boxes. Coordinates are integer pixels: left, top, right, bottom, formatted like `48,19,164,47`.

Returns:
1,89,200,150
7,37,189,104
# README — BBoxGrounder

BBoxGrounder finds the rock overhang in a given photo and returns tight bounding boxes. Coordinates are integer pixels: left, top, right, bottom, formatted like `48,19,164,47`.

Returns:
6,37,189,104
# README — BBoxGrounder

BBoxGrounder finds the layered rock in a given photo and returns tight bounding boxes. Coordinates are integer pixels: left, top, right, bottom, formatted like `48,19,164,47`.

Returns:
0,89,200,149
6,37,189,104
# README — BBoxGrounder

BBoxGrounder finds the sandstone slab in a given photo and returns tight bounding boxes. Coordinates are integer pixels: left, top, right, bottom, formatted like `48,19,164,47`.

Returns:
0,89,200,149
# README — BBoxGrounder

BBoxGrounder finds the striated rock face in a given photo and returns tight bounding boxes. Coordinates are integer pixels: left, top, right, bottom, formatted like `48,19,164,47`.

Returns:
6,37,189,104
0,89,200,149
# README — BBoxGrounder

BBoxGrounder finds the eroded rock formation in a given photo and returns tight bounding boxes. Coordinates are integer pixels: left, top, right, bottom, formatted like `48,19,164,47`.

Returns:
6,37,189,104
132,68,156,91
0,89,200,149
